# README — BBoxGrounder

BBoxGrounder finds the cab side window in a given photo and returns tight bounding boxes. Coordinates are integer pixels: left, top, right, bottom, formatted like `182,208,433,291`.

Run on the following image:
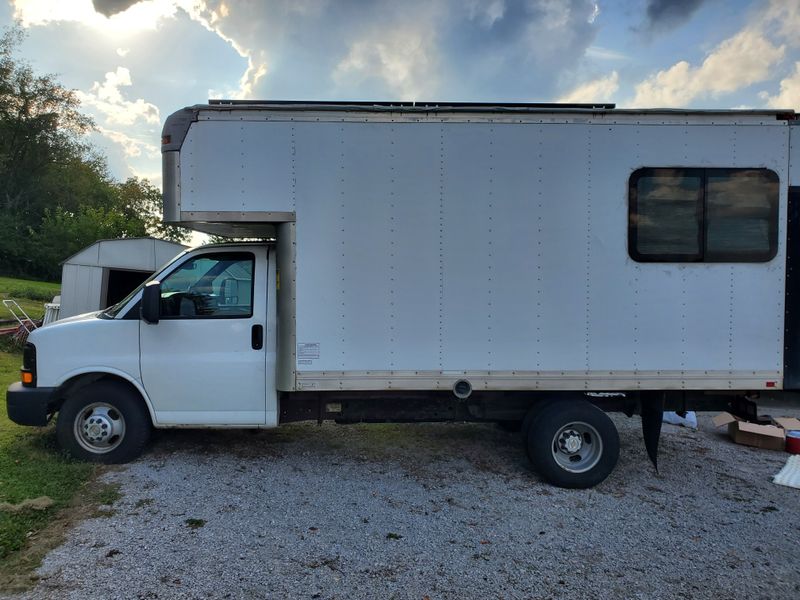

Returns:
159,252,254,318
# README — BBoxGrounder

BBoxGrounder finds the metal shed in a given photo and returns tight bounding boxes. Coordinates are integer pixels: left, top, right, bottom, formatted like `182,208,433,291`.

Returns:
59,238,187,319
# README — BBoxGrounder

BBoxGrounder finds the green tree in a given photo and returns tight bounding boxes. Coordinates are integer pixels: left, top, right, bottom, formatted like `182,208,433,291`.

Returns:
0,23,113,279
114,177,191,245
0,24,190,280
24,178,190,280
31,205,145,280
0,25,95,219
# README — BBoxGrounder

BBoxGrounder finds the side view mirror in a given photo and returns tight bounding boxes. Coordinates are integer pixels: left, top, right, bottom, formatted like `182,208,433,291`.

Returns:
141,281,161,324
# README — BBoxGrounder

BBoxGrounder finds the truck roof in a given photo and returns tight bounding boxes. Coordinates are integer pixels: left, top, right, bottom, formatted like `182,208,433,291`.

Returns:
205,99,617,111
202,99,794,118
161,100,797,152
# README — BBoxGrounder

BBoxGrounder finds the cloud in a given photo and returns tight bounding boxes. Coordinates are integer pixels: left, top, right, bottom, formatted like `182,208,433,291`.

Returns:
14,0,602,101
92,0,139,17
629,27,784,107
557,71,618,103
96,126,160,159
642,0,707,32
333,26,438,100
585,46,628,61
55,0,598,101
761,62,800,109
762,0,800,43
627,0,800,108
197,0,602,100
464,0,507,28
13,0,99,26
77,67,161,126
518,1,599,66
12,0,179,32
169,1,268,99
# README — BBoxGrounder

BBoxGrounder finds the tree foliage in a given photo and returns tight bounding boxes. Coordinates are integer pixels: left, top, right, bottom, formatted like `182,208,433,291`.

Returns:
0,24,190,281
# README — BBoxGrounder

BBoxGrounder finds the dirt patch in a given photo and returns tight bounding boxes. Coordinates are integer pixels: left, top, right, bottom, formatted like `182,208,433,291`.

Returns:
0,475,120,594
0,497,54,513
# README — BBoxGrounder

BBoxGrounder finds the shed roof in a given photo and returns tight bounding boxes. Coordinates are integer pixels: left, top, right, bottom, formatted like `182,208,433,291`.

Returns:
61,237,188,270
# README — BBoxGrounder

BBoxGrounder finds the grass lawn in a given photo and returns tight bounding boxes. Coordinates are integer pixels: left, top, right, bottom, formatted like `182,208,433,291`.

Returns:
0,276,114,590
0,352,95,567
0,277,60,302
0,276,60,322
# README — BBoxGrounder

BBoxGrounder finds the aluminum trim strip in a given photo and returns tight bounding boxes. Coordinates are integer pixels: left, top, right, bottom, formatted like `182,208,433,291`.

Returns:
295,370,781,391
180,211,296,222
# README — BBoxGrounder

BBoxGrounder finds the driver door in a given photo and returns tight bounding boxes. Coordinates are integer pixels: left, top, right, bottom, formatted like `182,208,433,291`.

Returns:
139,248,268,425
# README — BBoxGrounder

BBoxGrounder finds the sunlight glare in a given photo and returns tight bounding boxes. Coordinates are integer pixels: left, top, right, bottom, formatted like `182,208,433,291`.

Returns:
12,0,181,35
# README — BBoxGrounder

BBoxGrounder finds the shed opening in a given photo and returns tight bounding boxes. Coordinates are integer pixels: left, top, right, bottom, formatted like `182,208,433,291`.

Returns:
104,269,152,309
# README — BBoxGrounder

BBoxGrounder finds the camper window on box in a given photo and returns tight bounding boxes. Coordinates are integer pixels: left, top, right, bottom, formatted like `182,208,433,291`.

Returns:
629,168,779,263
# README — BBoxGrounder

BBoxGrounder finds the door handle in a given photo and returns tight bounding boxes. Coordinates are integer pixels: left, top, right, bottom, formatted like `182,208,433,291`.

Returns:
251,324,263,350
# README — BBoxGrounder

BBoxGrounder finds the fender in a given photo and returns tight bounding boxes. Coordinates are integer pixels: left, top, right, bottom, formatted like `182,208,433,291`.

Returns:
55,366,159,426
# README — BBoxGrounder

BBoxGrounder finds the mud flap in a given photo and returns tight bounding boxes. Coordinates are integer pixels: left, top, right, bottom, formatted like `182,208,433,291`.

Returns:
640,392,665,472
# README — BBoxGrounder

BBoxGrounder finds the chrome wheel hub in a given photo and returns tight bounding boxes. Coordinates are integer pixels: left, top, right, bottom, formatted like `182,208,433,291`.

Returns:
559,429,583,454
551,421,603,474
74,403,126,454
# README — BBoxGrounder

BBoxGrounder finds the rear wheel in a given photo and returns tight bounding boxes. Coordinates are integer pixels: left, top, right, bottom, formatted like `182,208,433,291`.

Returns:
56,380,152,464
525,400,619,489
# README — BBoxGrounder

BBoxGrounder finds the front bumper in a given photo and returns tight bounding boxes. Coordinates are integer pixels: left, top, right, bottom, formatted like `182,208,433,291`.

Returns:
6,382,57,426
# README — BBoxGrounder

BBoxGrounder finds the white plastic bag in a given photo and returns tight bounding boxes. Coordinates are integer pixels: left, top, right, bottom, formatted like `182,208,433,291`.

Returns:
662,410,698,429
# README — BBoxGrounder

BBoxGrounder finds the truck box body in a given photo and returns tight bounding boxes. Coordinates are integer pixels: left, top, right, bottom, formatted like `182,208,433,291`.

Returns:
163,102,797,393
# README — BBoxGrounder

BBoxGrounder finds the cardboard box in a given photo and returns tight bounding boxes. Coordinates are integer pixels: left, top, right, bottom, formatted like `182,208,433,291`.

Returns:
772,417,800,432
712,413,786,451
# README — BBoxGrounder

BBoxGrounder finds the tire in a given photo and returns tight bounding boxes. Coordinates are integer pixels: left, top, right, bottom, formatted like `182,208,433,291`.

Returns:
525,400,619,489
520,398,559,444
56,380,152,464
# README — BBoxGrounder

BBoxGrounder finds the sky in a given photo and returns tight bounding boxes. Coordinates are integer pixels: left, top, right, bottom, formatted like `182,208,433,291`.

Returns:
3,0,800,187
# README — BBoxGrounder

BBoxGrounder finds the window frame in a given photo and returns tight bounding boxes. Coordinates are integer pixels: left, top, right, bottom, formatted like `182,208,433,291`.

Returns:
628,167,779,263
157,251,256,320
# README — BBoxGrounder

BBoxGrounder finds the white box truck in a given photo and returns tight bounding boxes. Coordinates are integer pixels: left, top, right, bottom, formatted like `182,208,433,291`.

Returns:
7,101,800,488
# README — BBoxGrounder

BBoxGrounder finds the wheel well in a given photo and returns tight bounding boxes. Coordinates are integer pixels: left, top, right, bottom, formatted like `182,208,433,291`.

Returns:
53,373,152,424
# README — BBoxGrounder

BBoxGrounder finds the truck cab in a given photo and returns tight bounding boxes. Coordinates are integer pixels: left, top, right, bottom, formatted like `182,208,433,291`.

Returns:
7,243,278,462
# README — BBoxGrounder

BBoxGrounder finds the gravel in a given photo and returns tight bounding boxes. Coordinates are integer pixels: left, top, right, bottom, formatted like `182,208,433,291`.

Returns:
6,405,800,600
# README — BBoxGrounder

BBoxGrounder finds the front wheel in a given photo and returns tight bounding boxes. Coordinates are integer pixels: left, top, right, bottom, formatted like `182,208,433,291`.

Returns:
525,400,620,489
56,380,152,463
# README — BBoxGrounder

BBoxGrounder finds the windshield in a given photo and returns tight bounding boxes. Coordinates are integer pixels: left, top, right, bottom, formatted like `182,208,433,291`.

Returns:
102,249,190,318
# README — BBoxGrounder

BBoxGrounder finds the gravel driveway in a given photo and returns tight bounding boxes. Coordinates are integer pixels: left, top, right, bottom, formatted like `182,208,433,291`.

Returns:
7,405,800,600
